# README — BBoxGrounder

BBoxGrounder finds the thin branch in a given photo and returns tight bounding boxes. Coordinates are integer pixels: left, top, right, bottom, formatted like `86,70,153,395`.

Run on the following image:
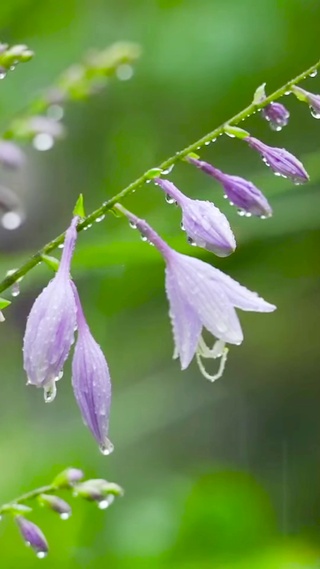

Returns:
0,484,55,514
0,58,319,295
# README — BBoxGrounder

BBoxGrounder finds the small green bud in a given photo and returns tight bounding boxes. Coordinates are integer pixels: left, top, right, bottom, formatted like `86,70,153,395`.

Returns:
41,254,60,272
0,297,11,310
145,168,162,180
73,194,85,219
223,124,249,139
52,467,84,489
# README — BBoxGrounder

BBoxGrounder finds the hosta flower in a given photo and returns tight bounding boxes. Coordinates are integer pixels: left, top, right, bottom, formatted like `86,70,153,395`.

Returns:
0,140,25,169
292,85,320,119
188,157,272,218
71,284,113,455
23,217,79,402
16,516,48,558
245,136,309,184
116,205,276,381
254,83,289,130
154,177,236,255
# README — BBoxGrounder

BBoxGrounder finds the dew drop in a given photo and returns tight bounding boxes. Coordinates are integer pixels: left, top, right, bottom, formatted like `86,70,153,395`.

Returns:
141,234,148,242
1,211,22,230
223,194,228,200
33,133,54,151
58,243,64,249
225,131,235,138
95,215,105,223
60,512,71,520
11,283,20,297
98,495,115,510
284,90,291,96
237,209,246,217
9,65,15,71
245,212,252,218
187,236,196,246
44,381,57,403
229,201,234,206
310,107,320,119
36,551,47,559
116,64,134,81
129,221,137,229
162,164,174,175
309,69,318,78
180,221,185,231
0,72,6,80
274,171,281,177
204,140,211,146
260,215,267,220
270,123,282,132
165,195,176,205
99,439,114,456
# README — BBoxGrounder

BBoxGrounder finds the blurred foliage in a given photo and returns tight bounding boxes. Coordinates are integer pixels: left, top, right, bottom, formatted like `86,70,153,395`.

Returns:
1,0,320,567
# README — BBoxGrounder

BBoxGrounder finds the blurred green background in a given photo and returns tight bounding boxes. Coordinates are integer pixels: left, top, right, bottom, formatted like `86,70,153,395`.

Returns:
1,0,320,567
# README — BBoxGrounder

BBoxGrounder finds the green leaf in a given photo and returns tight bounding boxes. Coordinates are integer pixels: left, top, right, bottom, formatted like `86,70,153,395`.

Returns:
224,124,249,139
252,82,266,105
41,254,60,272
73,193,85,218
0,297,11,310
145,167,163,180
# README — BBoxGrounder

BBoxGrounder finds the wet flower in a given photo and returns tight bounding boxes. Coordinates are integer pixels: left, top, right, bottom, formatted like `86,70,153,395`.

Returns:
71,284,113,455
39,494,72,519
245,136,309,184
0,140,25,169
188,157,272,218
23,217,79,402
292,85,320,119
16,516,48,558
254,83,289,130
154,177,236,255
115,205,276,381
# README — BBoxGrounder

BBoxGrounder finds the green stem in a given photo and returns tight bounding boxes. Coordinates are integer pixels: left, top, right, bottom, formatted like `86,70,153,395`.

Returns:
0,58,319,295
0,484,56,514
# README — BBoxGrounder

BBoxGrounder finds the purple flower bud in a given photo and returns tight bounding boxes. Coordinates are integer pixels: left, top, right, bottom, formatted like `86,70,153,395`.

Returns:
16,516,48,558
39,494,72,519
154,178,236,255
261,102,290,131
73,479,123,508
71,284,113,455
292,85,320,119
245,136,309,184
23,217,79,402
52,467,84,488
0,140,25,169
187,157,272,218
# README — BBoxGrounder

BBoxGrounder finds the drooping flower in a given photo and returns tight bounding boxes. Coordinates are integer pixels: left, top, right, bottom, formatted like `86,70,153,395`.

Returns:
187,157,272,218
16,516,48,558
0,140,25,169
154,177,236,255
291,85,320,119
39,494,72,519
245,136,309,184
254,83,290,130
71,283,113,455
116,204,276,381
23,217,79,402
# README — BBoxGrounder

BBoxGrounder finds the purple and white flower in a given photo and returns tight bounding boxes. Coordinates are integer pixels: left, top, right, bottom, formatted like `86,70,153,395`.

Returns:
154,177,236,255
254,83,289,130
116,205,276,381
245,136,309,184
292,85,320,119
16,516,48,558
188,157,272,218
23,217,79,402
72,284,113,455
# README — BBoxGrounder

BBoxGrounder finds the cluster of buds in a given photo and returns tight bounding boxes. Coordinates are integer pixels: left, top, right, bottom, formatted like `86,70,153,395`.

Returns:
23,205,113,455
0,467,123,558
0,43,33,79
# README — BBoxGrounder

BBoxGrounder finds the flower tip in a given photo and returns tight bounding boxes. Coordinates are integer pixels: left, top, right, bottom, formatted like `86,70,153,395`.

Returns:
99,438,114,456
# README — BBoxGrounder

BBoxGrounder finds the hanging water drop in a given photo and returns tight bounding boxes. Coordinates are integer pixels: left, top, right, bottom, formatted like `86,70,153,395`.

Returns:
60,512,71,520
284,90,291,96
165,194,176,205
0,72,6,80
99,439,114,456
58,243,64,249
204,140,211,146
36,551,47,559
129,221,137,229
162,164,174,175
11,282,20,297
245,212,252,218
180,221,185,231
141,234,148,242
270,123,282,132
95,215,105,223
310,107,320,119
44,381,57,403
309,69,318,78
237,209,246,217
98,495,115,510
187,236,196,246
211,137,217,143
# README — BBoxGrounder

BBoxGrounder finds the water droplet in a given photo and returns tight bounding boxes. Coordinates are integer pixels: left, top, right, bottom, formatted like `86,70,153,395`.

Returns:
180,222,185,231
141,234,148,242
165,195,176,205
129,221,137,229
1,211,22,230
47,104,64,121
11,282,20,297
274,171,281,177
98,495,115,510
223,194,228,200
44,381,57,403
225,131,235,138
0,72,6,80
36,551,47,559
229,201,234,206
95,215,105,223
309,69,318,78
260,215,267,220
204,140,211,146
99,439,114,456
187,236,196,246
60,512,71,520
310,107,320,119
284,90,291,96
58,243,64,249
9,65,15,71
196,146,201,150
211,137,217,143
237,209,246,217
33,133,54,151
116,64,134,81
245,212,252,218
270,123,282,132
